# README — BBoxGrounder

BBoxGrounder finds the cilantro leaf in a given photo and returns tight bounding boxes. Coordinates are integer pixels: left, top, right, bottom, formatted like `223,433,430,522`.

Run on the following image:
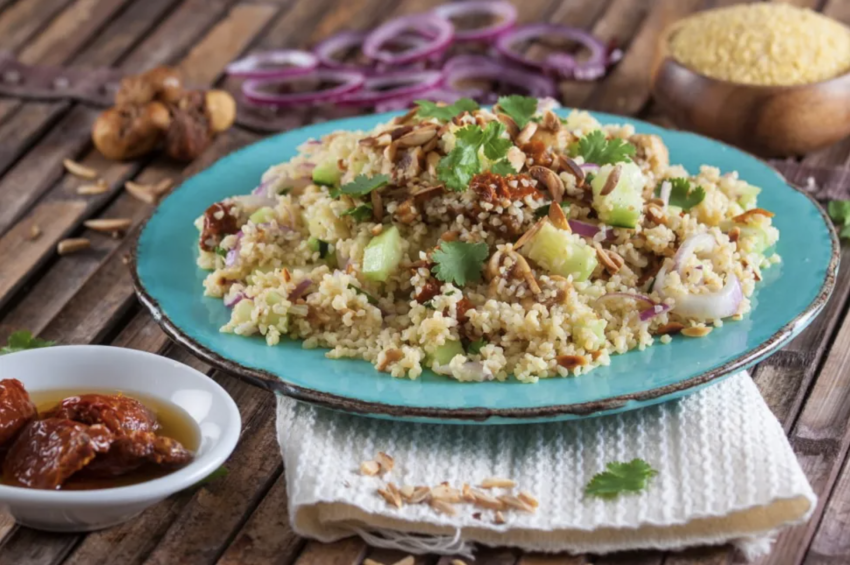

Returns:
415,98,479,122
339,174,390,197
340,203,373,222
585,459,657,499
438,125,484,192
481,121,512,161
432,241,489,287
497,95,538,129
841,224,850,240
1,330,55,355
490,160,516,176
573,130,635,166
828,200,850,224
348,284,378,305
661,178,706,211
467,339,486,355
214,246,227,257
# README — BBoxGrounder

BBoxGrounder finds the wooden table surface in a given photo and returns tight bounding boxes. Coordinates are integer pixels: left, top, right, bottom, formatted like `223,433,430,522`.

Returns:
0,0,848,563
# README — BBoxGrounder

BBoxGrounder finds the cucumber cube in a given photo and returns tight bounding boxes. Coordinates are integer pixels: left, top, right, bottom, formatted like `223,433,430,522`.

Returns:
524,221,598,282
363,226,403,282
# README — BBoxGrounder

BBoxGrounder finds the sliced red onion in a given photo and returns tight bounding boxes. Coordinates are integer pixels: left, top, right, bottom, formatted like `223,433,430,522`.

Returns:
224,292,245,308
640,303,671,322
568,219,614,241
314,31,369,71
580,163,600,173
363,14,454,65
224,231,243,267
595,292,670,321
673,233,716,273
226,50,318,79
659,180,672,207
495,24,608,80
671,274,743,321
338,70,443,107
444,62,556,99
288,279,313,301
443,54,501,73
432,1,517,42
242,69,366,107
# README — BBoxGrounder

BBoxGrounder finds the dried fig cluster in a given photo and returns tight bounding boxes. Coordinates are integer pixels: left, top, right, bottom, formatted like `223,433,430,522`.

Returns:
91,66,236,161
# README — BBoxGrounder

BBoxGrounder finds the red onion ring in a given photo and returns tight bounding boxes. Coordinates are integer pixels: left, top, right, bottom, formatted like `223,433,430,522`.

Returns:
495,24,608,80
443,62,556,99
289,279,313,301
363,14,454,65
242,69,366,107
338,70,443,107
226,50,318,79
673,233,716,273
224,292,245,308
432,1,517,42
568,219,614,241
314,31,434,73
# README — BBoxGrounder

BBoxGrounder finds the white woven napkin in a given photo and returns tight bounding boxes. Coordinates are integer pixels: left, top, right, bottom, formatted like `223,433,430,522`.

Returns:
276,371,815,560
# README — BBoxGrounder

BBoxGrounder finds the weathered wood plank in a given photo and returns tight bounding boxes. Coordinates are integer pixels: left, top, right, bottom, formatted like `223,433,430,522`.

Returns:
0,0,72,53
293,539,368,565
216,474,304,565
664,546,733,565
0,529,79,565
595,552,663,565
363,549,437,565
803,450,850,564
516,553,589,564
109,310,172,353
17,0,130,66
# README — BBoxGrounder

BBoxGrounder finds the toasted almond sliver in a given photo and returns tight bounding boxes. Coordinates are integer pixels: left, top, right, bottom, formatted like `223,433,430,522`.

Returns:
391,557,415,565
377,486,402,509
518,490,539,509
63,158,98,179
480,477,516,489
656,322,684,336
363,559,384,565
360,460,380,476
548,201,570,231
471,489,505,510
84,218,132,233
57,238,91,255
28,224,41,241
494,511,506,525
429,498,457,516
152,177,174,196
462,483,474,503
430,484,462,503
498,494,535,513
125,181,157,204
516,121,538,146
600,164,622,196
409,486,431,504
682,326,712,338
77,179,109,195
514,218,546,251
400,485,415,500
376,451,394,473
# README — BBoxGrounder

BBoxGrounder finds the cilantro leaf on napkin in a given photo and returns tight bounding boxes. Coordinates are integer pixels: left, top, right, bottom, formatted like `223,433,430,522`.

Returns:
415,98,479,122
585,458,657,499
497,95,538,128
432,241,489,287
1,330,55,355
572,130,635,166
339,174,390,197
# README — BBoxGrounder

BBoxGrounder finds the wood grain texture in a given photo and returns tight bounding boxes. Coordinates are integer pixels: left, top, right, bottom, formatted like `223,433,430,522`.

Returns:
293,538,368,565
803,450,850,564
0,0,73,53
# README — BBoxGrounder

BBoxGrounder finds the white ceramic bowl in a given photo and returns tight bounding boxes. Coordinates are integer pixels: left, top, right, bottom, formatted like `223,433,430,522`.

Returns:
0,345,241,532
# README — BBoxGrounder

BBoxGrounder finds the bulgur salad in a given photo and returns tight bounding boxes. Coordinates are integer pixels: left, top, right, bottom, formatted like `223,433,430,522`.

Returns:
195,96,780,383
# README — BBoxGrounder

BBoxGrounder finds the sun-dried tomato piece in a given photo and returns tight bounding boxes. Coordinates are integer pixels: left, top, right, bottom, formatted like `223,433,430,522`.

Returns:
3,419,113,489
199,202,238,251
0,379,37,447
456,297,473,324
415,278,441,304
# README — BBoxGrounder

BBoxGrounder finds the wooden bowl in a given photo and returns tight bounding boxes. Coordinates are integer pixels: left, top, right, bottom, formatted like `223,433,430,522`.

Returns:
651,25,850,157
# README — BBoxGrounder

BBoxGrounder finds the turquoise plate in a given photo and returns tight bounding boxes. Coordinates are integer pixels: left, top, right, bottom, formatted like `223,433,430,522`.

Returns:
132,109,838,424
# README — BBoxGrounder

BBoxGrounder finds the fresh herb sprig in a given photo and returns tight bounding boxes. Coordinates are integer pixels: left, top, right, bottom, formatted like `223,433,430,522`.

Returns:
584,459,657,499
415,98,479,122
828,200,850,239
497,95,538,128
437,122,513,191
660,178,706,211
431,241,489,287
1,331,55,355
340,203,374,222
572,130,635,166
339,174,390,197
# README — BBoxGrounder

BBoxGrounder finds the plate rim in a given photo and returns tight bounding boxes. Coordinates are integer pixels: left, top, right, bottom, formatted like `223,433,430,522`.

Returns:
130,111,840,422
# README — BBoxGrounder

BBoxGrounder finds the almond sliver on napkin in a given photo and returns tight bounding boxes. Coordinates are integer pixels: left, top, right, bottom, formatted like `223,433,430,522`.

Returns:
276,371,815,560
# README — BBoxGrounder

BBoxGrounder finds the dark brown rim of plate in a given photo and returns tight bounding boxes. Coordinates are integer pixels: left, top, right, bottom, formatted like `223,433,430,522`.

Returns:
128,169,840,422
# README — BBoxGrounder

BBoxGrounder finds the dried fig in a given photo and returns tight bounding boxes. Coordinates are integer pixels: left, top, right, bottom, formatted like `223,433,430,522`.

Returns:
91,102,166,161
114,66,182,107
165,108,212,161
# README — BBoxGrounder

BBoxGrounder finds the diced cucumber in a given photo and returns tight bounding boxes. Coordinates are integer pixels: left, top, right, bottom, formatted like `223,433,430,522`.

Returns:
576,319,606,342
307,237,333,260
737,183,761,208
591,162,645,228
431,340,465,366
524,221,598,282
363,226,403,282
232,299,254,324
266,291,283,305
668,205,682,216
312,160,341,187
249,206,276,225
738,225,770,254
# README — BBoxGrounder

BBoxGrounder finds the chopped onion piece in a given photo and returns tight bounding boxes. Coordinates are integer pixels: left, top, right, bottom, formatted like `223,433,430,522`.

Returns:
671,274,743,321
224,292,245,308
673,233,716,273
289,279,313,301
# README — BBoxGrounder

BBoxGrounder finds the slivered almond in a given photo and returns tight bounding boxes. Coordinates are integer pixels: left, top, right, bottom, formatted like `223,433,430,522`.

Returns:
77,179,109,195
84,218,132,233
360,460,380,476
559,155,585,184
376,451,394,474
396,126,437,148
682,326,712,338
63,158,98,179
151,177,173,196
506,146,526,173
28,224,41,240
471,489,504,510
513,254,541,295
400,485,415,500
541,110,561,132
548,201,570,231
518,490,539,508
371,190,384,222
429,498,457,516
496,113,519,140
363,560,384,565
732,208,774,223
392,558,414,565
378,485,403,509
409,486,431,504
480,477,516,489
515,121,538,145
494,511,506,525
656,322,684,336
57,238,90,255
600,164,622,196
462,483,474,502
556,354,588,370
596,247,624,275
646,203,666,225
125,181,158,204
513,218,546,251
498,494,535,513
728,226,741,243
430,484,462,503
528,166,564,203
